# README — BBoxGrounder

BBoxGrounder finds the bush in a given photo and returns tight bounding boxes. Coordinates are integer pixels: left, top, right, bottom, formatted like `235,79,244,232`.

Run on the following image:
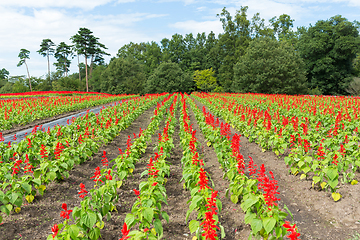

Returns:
232,37,308,95
145,62,194,93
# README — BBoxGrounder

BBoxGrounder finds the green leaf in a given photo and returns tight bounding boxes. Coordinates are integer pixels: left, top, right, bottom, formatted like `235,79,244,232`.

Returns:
154,218,163,238
47,171,57,181
21,183,32,194
0,204,12,215
189,220,200,233
327,179,338,190
84,212,97,228
220,224,226,238
250,218,262,234
69,225,79,239
240,195,258,212
230,194,238,204
312,176,320,184
283,204,293,220
161,211,169,223
244,211,256,224
326,168,338,180
89,227,101,240
263,217,276,234
143,207,154,223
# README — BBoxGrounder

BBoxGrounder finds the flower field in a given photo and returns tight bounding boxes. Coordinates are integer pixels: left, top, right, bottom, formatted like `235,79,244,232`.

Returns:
0,92,359,239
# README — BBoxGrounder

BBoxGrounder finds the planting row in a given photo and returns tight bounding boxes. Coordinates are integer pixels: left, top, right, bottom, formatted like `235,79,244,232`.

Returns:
48,94,177,239
0,93,166,224
0,93,134,131
193,92,360,201
185,94,300,239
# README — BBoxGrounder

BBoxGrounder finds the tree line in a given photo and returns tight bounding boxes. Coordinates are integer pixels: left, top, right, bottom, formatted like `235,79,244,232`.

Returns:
1,6,360,96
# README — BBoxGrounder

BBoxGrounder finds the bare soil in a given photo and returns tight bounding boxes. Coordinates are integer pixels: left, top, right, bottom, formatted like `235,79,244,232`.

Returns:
0,98,359,240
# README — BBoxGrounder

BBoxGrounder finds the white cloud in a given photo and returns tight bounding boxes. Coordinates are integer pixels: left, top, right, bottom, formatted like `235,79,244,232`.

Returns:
0,6,167,77
0,0,114,10
169,20,223,35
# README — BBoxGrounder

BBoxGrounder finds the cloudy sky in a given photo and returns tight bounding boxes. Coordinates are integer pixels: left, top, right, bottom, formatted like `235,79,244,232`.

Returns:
1,0,359,78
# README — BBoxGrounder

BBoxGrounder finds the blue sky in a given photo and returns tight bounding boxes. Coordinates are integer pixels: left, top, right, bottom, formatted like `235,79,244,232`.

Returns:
0,0,359,78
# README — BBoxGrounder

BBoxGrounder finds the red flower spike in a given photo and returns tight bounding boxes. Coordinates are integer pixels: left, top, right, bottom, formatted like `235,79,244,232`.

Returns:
60,203,72,219
119,222,130,240
51,224,59,239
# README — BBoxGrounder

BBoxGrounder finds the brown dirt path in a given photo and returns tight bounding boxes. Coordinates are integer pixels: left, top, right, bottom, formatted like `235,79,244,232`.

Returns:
192,97,360,240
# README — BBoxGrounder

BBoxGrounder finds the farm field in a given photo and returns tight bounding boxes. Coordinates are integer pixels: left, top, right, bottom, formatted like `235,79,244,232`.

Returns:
0,92,359,240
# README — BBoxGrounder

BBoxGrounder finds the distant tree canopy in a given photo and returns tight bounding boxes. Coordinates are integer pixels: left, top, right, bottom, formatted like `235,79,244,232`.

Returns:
145,62,194,94
297,15,360,95
233,38,308,95
193,68,218,92
95,57,146,95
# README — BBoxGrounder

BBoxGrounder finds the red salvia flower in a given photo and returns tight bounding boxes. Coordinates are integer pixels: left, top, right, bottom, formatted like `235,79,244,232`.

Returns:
78,183,88,198
119,222,130,240
60,203,72,219
133,189,140,198
101,151,109,167
40,144,48,159
90,167,103,183
283,221,301,240
198,168,209,191
105,170,112,180
51,224,59,239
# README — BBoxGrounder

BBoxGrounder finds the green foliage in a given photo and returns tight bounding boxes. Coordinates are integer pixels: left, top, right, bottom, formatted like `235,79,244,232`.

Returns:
0,68,9,80
96,57,146,94
193,68,218,92
0,82,13,93
346,77,360,96
216,7,251,92
54,42,73,76
233,37,308,94
17,49,30,67
297,15,360,95
145,62,194,94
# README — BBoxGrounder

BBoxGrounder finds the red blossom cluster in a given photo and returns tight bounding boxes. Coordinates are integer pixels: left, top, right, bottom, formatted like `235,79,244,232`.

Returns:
119,222,130,240
90,166,103,183
102,151,109,167
283,221,301,240
60,203,72,219
11,153,22,176
51,224,59,239
24,154,33,173
200,190,220,240
78,183,88,198
40,144,48,159
231,133,245,174
54,142,65,160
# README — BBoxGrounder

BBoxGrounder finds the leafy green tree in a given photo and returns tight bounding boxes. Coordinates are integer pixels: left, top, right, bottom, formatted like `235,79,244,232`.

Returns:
145,62,194,93
71,28,107,92
216,6,251,91
98,57,146,94
269,14,296,42
12,78,29,93
17,48,32,91
0,82,13,93
233,37,308,94
250,13,273,39
0,68,9,79
54,42,73,77
297,15,360,95
193,68,218,92
117,41,162,76
37,39,55,78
